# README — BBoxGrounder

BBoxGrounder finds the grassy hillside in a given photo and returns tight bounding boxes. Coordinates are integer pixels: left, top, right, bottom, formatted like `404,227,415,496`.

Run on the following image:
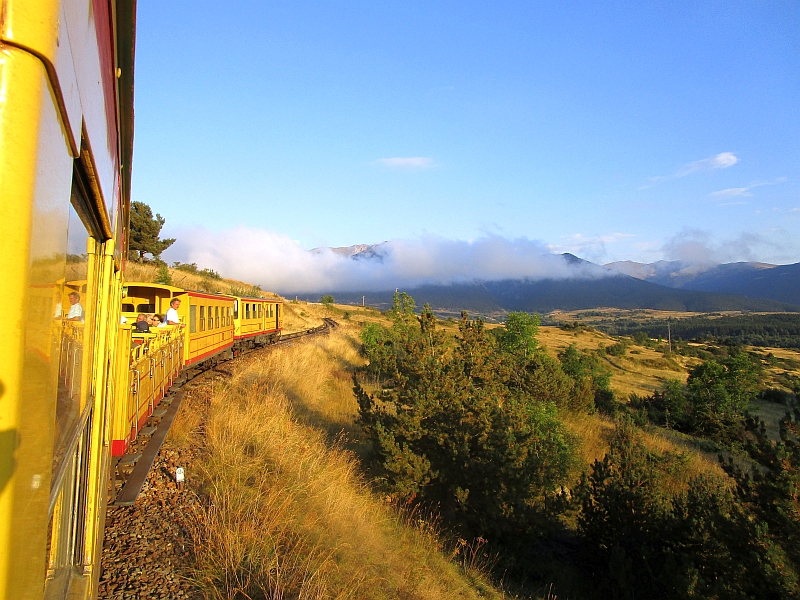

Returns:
168,303,504,600
165,298,799,598
125,261,275,297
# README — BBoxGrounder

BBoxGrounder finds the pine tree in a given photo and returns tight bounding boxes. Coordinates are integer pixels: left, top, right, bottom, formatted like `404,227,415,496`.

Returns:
128,201,176,262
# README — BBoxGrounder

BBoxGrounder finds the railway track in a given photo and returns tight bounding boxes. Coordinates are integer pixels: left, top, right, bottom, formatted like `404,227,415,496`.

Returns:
111,318,339,507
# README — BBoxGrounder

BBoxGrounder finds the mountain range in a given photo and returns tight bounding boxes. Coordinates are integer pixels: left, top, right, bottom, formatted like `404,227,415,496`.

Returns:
298,245,800,316
604,259,800,305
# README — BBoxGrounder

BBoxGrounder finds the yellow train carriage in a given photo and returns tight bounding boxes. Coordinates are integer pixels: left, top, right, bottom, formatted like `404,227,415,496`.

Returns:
0,0,136,598
181,291,236,367
233,296,283,351
121,281,184,320
109,326,182,459
120,282,235,368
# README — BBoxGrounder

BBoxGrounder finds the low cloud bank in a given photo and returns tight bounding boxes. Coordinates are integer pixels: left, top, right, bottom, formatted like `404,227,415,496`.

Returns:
661,229,783,264
165,228,611,294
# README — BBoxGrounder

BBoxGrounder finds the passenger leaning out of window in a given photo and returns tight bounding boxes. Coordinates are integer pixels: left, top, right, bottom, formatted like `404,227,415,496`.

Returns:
66,292,84,322
133,313,151,333
165,298,181,325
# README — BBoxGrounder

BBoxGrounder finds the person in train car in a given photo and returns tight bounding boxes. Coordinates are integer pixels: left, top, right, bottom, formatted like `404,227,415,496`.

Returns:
66,292,84,321
151,314,167,328
134,314,151,333
165,298,181,325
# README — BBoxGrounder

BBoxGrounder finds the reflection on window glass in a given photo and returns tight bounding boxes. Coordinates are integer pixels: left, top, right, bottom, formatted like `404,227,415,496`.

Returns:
54,192,95,481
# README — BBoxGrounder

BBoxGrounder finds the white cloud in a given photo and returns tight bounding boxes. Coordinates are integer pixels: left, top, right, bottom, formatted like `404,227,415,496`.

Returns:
661,228,784,264
548,232,635,263
709,177,788,200
717,201,749,207
374,157,436,169
709,187,751,198
164,230,612,294
641,152,739,188
675,152,738,177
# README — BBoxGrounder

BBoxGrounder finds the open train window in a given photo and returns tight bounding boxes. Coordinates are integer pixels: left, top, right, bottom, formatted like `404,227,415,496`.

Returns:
46,149,107,595
233,300,239,319
137,303,155,313
122,303,134,312
199,306,205,332
215,306,219,328
190,305,197,333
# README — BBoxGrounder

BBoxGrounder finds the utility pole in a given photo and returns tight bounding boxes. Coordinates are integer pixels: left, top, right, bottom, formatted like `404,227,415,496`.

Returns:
667,320,672,354
362,295,365,307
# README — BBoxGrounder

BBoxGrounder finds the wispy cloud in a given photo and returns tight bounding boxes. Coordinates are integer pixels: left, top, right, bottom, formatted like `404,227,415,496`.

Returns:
709,177,788,199
709,187,751,198
661,228,783,264
548,232,635,263
675,152,738,177
641,152,739,189
374,157,436,170
717,201,749,207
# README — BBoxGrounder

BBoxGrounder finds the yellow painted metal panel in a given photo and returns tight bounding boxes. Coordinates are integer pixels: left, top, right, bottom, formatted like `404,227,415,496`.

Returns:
0,44,74,599
0,0,59,65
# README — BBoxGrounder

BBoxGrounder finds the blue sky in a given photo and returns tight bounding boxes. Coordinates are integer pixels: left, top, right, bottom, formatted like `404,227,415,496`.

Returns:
131,1,799,285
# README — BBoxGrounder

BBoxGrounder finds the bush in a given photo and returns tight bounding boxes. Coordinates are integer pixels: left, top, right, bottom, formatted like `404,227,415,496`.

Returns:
356,296,575,538
605,341,628,357
154,262,172,285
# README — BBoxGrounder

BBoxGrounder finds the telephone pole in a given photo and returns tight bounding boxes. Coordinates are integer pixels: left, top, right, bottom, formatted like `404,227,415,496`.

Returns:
667,320,672,354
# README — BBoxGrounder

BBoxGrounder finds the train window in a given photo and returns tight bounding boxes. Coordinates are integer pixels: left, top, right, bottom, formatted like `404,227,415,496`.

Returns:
52,178,101,492
122,303,134,312
137,303,155,313
245,303,250,320
259,304,263,318
199,306,205,332
190,305,197,333
215,306,219,328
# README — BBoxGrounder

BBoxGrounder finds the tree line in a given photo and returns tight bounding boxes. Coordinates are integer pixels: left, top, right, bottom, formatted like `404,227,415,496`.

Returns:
598,313,800,350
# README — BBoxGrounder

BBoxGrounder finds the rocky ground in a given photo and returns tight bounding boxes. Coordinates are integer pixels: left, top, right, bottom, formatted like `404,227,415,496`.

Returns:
98,396,205,599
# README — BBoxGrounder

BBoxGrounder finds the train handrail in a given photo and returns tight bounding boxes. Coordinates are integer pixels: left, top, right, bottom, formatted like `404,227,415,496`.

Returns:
130,369,141,438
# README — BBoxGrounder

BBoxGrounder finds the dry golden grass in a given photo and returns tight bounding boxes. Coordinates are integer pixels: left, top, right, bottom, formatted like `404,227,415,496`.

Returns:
536,326,696,398
561,411,725,495
169,328,504,600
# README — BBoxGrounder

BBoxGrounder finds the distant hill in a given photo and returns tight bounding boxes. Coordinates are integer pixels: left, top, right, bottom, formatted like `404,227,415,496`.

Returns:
300,274,799,316
604,260,799,305
298,247,800,315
